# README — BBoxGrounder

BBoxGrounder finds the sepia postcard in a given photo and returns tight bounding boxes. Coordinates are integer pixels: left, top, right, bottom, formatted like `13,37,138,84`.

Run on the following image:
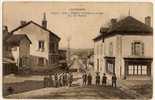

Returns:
2,1,153,99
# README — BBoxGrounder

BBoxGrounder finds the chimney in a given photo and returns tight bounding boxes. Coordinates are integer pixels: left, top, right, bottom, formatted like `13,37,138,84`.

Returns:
3,25,8,32
145,16,151,27
3,25,10,39
20,20,27,26
42,12,47,29
111,18,117,26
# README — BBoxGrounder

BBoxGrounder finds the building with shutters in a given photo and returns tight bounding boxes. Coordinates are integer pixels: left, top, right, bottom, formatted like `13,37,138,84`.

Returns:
93,16,153,80
9,13,61,71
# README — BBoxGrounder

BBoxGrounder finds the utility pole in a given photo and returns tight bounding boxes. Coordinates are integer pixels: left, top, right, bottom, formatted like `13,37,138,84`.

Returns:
67,36,71,68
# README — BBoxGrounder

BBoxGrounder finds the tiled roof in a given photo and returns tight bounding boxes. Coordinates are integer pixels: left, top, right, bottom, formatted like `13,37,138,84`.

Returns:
108,16,153,34
93,27,109,41
93,34,103,42
100,27,109,33
93,16,153,42
10,21,61,40
6,34,31,46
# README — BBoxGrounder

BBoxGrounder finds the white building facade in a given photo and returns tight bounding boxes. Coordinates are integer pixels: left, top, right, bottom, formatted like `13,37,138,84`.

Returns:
93,16,153,80
10,14,61,71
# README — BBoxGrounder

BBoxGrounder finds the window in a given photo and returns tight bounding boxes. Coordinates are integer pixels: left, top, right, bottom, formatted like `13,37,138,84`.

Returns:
134,65,138,75
109,42,113,56
131,41,144,56
128,65,148,75
107,63,114,74
49,55,52,64
38,40,44,51
54,43,58,53
138,65,141,75
142,65,147,75
49,55,58,64
38,57,44,65
128,65,133,75
49,42,56,53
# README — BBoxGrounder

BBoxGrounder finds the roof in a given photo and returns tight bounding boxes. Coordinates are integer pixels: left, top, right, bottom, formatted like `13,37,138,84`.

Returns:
3,58,16,64
107,16,153,34
93,16,153,42
10,21,61,40
93,27,109,41
6,34,32,46
100,27,109,33
93,34,103,42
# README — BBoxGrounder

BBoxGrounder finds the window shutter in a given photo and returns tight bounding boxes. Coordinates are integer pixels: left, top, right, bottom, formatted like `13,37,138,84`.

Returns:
131,42,134,55
142,42,144,56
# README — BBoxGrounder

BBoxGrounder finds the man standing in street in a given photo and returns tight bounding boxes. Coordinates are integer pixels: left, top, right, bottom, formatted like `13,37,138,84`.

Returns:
49,75,53,87
62,73,65,86
87,73,92,85
102,73,107,86
96,72,100,86
82,72,87,85
112,73,117,88
64,72,68,86
43,76,48,88
68,72,73,87
55,73,58,88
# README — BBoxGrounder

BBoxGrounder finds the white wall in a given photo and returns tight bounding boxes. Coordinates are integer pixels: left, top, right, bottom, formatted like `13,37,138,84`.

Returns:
11,47,19,66
94,40,104,73
103,34,153,79
14,23,50,60
122,35,153,58
104,36,117,57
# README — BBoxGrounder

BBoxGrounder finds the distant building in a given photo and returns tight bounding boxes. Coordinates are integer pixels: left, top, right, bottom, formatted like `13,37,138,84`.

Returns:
58,49,67,61
93,16,153,80
9,13,61,71
58,49,67,68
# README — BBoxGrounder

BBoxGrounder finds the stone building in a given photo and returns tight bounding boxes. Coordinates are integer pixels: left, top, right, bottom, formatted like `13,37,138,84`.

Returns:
10,13,61,71
93,16,153,80
6,34,31,69
3,26,13,59
2,26,17,75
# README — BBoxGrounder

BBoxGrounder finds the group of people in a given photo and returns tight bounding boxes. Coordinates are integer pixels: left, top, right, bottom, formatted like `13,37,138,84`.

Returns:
82,72,117,88
44,72,73,88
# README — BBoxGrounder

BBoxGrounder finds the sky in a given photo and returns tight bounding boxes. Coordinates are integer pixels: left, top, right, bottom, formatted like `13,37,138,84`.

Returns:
3,2,153,49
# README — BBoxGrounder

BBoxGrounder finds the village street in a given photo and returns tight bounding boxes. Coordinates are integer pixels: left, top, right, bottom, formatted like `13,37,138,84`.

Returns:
4,58,152,99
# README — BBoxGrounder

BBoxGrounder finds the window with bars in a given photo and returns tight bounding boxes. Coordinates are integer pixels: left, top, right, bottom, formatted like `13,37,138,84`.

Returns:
131,41,144,56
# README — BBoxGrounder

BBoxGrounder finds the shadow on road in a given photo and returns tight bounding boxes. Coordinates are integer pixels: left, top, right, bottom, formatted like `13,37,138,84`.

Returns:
3,80,44,96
